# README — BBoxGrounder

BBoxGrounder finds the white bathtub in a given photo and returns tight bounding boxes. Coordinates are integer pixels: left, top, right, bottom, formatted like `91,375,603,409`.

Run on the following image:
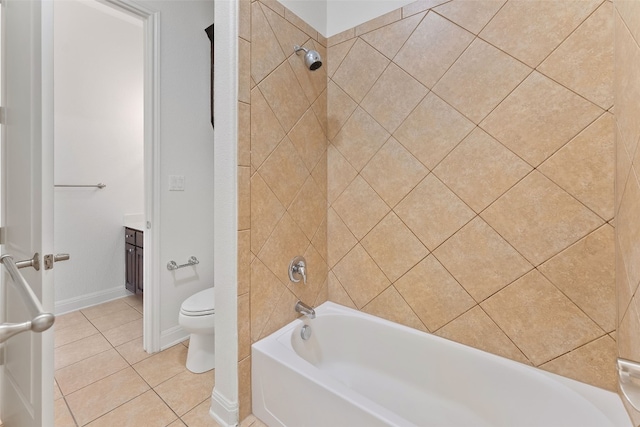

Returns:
252,302,632,427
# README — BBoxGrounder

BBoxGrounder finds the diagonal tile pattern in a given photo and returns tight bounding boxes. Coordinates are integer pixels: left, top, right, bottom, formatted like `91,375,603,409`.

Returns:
240,0,617,418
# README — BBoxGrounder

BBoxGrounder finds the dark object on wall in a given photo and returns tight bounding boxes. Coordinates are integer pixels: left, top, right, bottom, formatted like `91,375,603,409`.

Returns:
206,24,213,126
125,227,144,294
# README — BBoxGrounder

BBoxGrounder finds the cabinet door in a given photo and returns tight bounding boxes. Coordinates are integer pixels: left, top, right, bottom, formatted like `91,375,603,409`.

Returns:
125,243,137,293
135,246,143,293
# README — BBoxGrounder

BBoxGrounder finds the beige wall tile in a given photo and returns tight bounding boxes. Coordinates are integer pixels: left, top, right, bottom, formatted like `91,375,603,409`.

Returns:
434,217,532,302
395,174,475,251
539,112,614,221
311,215,328,263
481,71,603,167
238,102,251,166
261,3,310,58
238,357,252,422
395,12,473,89
289,40,327,105
327,27,355,47
361,12,425,60
251,2,286,83
433,38,531,124
250,87,285,169
258,137,309,208
481,171,604,266
327,207,358,268
539,225,615,333
284,8,318,41
327,80,357,141
617,168,640,288
361,63,428,133
538,2,614,110
327,39,356,78
332,244,391,308
541,336,617,392
332,176,390,240
615,11,640,159
239,0,251,41
361,137,428,207
433,0,506,35
238,231,251,295
363,286,428,331
257,213,310,286
361,212,429,282
434,127,532,213
479,0,600,68
250,258,286,341
311,148,328,198
288,108,327,172
312,89,328,135
393,92,474,170
481,270,603,366
402,0,450,18
259,289,300,339
289,176,327,241
332,39,390,102
395,255,475,331
258,62,310,132
327,144,357,204
238,293,251,360
327,271,357,308
355,9,402,36
250,173,285,254
617,237,634,328
435,306,530,364
238,166,251,231
333,107,390,171
238,38,251,105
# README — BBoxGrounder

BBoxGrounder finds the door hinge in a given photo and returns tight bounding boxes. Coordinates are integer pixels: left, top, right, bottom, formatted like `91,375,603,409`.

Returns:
0,107,5,125
0,227,5,245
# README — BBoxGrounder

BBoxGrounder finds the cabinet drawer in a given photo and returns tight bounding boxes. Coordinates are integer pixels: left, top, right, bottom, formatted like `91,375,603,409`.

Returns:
135,230,143,247
125,228,137,245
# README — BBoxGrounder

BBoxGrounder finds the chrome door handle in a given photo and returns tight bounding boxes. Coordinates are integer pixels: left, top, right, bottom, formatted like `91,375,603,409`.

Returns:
15,252,40,271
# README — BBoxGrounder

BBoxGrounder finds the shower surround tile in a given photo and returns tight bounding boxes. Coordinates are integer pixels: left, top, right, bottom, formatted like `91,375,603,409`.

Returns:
332,38,389,103
478,0,600,68
433,0,506,35
433,127,532,213
480,71,603,167
537,1,614,110
433,38,531,124
332,107,390,172
362,286,428,332
360,12,426,60
394,11,474,89
481,270,603,366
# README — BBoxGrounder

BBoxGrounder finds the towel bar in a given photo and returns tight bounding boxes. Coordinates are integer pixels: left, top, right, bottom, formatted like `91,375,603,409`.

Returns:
167,256,199,271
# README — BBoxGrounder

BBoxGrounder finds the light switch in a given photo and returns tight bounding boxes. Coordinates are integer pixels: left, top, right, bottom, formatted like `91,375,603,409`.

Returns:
169,175,185,191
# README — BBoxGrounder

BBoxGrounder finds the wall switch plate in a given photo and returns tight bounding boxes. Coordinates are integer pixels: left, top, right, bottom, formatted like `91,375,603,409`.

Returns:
169,175,185,191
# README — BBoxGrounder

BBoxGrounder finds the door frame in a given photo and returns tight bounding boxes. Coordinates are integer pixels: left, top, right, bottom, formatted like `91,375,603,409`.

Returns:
100,0,161,353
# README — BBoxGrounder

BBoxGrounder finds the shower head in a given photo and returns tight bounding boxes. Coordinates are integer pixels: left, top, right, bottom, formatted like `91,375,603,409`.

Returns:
294,45,323,71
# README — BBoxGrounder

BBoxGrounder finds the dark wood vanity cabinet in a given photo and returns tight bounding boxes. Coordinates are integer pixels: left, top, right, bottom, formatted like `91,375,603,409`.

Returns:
125,227,143,294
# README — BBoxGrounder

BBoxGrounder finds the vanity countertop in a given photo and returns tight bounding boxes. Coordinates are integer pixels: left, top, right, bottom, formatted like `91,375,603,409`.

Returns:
124,214,145,232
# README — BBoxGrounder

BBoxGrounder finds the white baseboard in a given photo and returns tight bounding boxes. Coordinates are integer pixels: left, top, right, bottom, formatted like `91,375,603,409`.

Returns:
160,325,189,350
210,388,239,426
54,286,131,315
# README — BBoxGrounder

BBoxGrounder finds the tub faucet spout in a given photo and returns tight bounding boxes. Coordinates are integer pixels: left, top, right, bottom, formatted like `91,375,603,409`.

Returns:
295,300,316,319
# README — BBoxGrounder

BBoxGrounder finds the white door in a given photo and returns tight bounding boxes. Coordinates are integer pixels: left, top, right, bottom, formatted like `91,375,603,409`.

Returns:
1,0,55,426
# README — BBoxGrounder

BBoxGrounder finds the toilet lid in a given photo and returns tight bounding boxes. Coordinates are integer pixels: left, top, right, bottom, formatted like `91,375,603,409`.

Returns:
180,287,215,316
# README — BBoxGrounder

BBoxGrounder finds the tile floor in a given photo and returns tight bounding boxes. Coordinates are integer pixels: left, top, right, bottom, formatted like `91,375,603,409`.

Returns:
52,295,265,427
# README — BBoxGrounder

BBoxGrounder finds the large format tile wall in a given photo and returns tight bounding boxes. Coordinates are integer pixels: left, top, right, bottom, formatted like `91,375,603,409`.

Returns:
325,0,616,392
615,0,640,423
239,0,619,422
237,0,329,420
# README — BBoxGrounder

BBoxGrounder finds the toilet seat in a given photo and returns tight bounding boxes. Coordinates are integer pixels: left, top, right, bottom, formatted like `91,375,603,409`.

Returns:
180,287,215,316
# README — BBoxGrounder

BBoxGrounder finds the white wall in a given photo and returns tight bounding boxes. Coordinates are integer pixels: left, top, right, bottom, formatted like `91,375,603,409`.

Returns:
53,0,144,312
138,0,215,347
277,0,414,37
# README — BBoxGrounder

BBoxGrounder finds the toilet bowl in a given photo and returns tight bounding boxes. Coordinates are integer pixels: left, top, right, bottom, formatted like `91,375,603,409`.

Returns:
179,287,215,373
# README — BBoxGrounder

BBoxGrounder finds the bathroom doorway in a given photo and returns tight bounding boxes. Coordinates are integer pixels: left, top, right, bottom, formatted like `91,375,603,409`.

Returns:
52,0,159,352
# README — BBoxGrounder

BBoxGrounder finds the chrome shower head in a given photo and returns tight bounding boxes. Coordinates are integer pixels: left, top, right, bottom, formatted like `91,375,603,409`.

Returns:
294,45,322,71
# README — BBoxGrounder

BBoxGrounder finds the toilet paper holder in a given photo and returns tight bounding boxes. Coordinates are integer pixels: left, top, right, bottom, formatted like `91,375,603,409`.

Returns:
167,256,199,271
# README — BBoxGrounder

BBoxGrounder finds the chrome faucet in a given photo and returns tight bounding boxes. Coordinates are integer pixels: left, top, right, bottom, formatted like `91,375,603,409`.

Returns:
288,256,307,285
295,300,315,319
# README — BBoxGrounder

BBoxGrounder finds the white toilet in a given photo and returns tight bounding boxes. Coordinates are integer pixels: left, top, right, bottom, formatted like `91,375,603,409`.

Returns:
179,287,215,373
